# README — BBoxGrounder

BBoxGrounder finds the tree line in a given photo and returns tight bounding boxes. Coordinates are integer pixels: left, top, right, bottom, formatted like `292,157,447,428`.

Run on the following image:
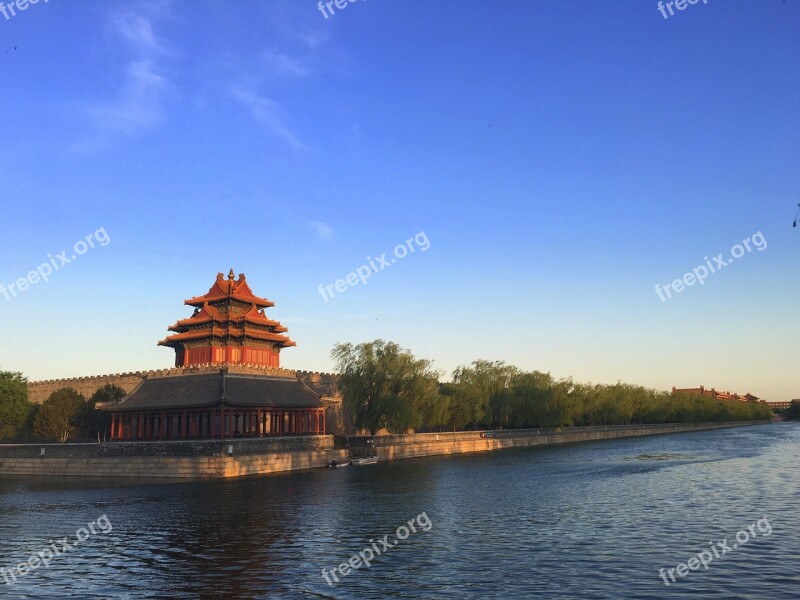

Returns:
0,369,120,442
1,342,777,442
333,340,774,435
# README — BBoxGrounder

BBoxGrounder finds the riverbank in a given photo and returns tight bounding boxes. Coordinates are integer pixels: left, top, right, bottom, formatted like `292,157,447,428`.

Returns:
0,421,770,479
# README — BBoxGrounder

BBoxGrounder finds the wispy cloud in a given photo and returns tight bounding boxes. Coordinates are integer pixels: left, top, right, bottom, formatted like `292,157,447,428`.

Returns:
88,61,169,134
77,9,174,148
262,49,311,78
309,221,334,240
230,88,306,150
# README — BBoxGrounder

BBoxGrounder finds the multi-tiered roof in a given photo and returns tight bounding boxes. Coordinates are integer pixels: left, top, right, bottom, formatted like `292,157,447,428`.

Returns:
158,269,295,368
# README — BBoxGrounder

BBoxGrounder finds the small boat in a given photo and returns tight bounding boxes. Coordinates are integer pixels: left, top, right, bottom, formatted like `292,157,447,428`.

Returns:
351,456,379,465
328,459,351,468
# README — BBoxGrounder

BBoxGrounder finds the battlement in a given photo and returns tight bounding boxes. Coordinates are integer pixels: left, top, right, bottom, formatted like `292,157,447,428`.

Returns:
145,363,297,380
29,371,150,386
28,366,339,404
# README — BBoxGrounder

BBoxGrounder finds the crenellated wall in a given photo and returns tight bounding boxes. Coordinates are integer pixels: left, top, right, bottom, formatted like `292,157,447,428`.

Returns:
27,372,149,404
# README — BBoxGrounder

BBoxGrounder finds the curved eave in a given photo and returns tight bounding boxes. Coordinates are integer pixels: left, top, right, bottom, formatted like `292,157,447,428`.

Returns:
184,293,274,308
158,328,296,346
175,315,286,329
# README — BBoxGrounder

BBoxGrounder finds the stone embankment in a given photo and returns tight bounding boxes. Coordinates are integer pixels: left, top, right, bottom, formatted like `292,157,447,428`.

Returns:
0,421,768,480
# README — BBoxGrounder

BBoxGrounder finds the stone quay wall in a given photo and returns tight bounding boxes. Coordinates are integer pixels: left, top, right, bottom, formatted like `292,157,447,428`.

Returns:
0,421,769,480
0,436,347,479
365,421,770,461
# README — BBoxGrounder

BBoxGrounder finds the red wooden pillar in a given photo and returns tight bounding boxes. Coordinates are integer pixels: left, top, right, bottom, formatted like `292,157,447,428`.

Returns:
110,414,116,441
181,411,187,439
137,413,142,440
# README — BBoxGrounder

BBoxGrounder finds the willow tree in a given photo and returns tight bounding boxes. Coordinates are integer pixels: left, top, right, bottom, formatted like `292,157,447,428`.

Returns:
450,360,518,429
332,340,440,435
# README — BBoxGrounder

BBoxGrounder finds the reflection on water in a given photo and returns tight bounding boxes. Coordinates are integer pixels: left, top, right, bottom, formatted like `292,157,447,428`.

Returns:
1,423,798,599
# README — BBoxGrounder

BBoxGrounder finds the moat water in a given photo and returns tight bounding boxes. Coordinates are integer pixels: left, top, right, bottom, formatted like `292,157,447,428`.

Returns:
1,422,798,599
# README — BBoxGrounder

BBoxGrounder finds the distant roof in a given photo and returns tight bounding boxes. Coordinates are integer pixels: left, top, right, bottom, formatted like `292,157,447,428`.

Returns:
103,371,323,413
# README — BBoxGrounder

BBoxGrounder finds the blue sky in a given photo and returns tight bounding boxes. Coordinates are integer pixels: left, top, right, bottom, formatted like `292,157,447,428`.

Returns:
1,0,798,400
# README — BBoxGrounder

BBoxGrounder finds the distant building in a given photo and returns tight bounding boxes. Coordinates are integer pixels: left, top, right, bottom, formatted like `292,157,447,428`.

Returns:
672,386,763,403
766,400,793,410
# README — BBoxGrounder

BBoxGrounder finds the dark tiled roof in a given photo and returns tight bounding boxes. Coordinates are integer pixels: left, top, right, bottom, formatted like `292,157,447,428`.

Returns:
105,372,322,412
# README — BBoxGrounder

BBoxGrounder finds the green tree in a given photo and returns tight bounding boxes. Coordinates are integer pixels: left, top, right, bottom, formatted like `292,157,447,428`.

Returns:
332,340,440,435
32,388,85,442
0,370,34,441
81,384,124,441
783,400,800,420
450,361,518,429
